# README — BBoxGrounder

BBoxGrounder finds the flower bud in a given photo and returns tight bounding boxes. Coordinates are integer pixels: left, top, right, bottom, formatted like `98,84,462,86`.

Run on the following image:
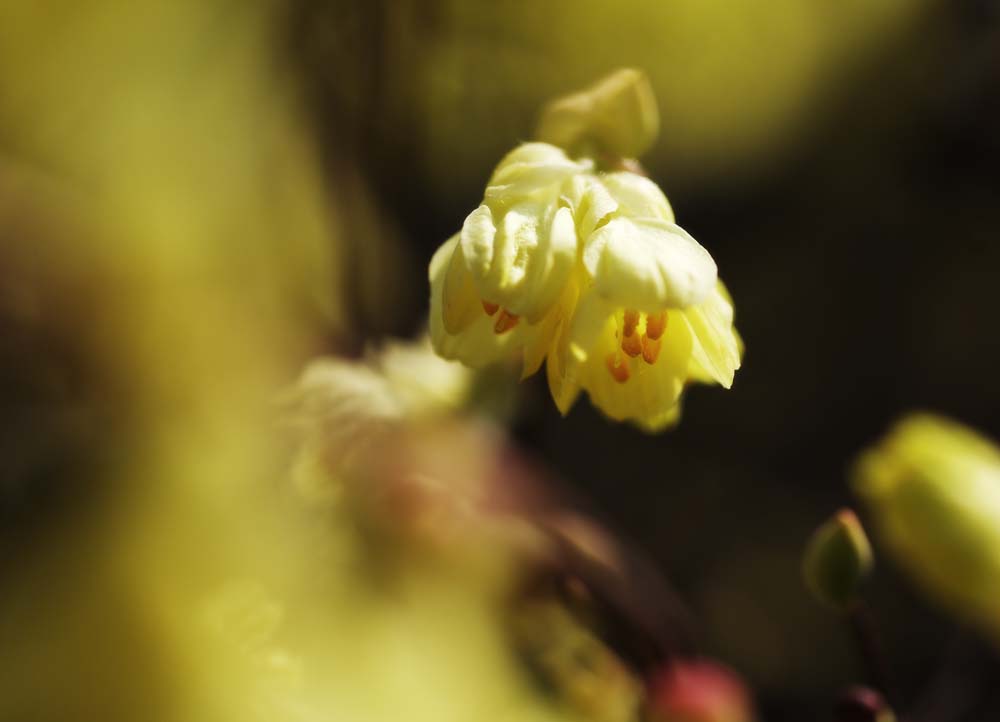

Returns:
853,414,1000,643
802,509,874,610
536,68,659,160
646,660,754,722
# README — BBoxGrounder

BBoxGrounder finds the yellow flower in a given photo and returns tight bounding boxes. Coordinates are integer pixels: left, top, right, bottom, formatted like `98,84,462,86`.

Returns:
853,414,1000,644
546,173,741,431
430,142,586,377
428,69,742,431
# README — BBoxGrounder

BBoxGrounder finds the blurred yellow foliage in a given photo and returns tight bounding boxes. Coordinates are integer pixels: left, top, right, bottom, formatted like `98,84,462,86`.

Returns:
0,2,592,720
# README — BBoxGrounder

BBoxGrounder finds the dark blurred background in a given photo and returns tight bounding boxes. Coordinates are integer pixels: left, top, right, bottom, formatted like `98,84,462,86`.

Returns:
3,1,1000,720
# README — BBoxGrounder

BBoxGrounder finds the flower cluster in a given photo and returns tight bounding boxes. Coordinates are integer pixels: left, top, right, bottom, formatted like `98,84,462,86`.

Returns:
429,72,741,431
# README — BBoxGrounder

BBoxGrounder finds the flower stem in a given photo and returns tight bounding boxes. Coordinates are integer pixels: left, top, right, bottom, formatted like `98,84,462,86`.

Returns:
848,602,897,710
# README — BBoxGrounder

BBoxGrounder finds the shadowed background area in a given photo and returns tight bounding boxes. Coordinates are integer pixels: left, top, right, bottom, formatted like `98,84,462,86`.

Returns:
2,1,999,720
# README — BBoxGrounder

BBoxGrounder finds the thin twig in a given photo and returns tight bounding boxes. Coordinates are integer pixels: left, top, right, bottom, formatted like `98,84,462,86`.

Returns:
848,602,898,711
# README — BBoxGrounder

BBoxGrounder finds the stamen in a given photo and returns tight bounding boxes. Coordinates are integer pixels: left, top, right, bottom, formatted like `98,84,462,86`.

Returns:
621,331,642,357
482,301,499,316
494,310,520,334
645,311,667,341
641,334,662,364
605,353,630,383
623,309,640,338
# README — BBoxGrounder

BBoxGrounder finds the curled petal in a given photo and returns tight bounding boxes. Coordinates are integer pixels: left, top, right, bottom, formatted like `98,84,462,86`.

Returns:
563,174,618,240
429,236,520,367
430,235,562,374
459,204,498,289
583,217,717,311
519,205,577,322
460,202,577,323
565,172,674,240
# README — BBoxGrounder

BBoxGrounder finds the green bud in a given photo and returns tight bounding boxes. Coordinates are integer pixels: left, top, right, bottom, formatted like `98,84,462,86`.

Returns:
535,68,659,160
853,414,1000,644
802,509,874,610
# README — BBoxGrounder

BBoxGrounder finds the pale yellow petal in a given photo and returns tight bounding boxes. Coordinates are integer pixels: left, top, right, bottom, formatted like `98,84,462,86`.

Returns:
545,310,582,415
565,172,674,242
495,203,543,292
563,174,618,240
517,205,577,323
484,142,588,205
488,142,579,184
429,236,521,368
521,331,550,380
438,237,483,335
522,275,578,379
567,291,618,363
582,217,717,311
521,315,557,380
546,338,582,415
683,280,742,388
573,308,693,431
599,172,674,222
459,204,498,289
461,200,577,323
433,311,522,370
428,236,456,352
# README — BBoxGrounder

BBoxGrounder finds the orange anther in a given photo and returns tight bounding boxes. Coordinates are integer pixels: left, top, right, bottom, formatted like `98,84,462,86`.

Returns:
641,334,662,364
482,301,499,316
623,309,640,338
605,353,631,383
494,309,520,334
621,331,642,357
645,311,667,341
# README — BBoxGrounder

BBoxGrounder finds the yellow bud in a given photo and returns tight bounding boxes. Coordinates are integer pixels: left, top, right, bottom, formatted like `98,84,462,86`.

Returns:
802,509,874,610
535,68,659,160
853,414,1000,643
